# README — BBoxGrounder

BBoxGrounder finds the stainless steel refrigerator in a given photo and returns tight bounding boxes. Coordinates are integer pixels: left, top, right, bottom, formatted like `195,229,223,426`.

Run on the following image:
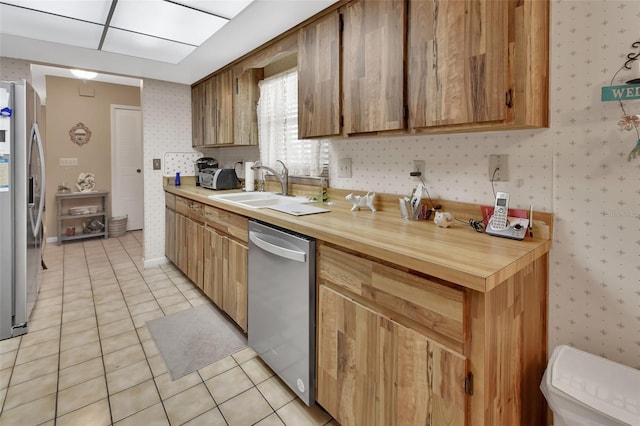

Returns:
0,80,46,340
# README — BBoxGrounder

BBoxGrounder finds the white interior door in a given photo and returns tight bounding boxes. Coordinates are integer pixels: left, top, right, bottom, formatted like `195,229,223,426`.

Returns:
111,105,143,231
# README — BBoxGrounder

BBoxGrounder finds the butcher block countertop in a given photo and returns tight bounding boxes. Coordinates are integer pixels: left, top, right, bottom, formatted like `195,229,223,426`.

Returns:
164,183,552,293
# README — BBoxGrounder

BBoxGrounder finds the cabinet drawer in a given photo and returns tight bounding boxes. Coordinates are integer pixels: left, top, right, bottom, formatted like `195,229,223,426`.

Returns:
165,193,176,210
204,205,247,242
176,196,204,222
227,214,248,243
204,205,230,232
188,200,204,223
176,196,189,216
318,243,465,352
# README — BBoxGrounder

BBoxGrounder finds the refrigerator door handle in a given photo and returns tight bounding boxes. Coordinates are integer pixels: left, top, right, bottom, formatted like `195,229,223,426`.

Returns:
28,176,34,207
30,123,45,237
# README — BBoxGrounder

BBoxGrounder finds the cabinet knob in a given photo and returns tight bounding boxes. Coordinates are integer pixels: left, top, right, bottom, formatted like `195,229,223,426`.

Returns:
136,169,141,173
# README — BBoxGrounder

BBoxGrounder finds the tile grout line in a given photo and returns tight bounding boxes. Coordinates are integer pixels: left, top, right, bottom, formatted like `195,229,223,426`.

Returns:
85,238,120,426
98,235,174,425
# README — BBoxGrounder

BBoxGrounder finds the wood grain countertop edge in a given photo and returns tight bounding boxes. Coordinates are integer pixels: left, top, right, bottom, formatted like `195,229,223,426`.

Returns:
164,184,552,293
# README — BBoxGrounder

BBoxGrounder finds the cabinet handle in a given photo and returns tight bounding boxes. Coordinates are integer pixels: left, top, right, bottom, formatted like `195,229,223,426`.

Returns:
505,89,513,109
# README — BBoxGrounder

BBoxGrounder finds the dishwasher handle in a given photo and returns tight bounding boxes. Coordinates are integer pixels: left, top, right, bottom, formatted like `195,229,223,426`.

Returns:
249,231,307,263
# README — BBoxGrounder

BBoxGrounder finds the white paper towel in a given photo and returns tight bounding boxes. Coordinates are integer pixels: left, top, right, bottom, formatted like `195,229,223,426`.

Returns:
245,162,255,191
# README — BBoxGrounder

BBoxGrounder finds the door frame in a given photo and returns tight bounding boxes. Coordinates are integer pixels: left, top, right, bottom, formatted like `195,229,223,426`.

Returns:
110,104,143,230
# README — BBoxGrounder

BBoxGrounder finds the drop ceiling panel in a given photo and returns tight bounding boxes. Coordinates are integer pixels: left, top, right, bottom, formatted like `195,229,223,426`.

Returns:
102,27,196,64
0,0,112,23
111,0,229,46
0,5,103,49
176,0,254,19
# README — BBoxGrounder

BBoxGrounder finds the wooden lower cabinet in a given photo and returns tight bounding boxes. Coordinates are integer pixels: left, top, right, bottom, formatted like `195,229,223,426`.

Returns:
203,227,224,306
166,196,204,289
223,238,248,331
175,212,188,273
202,207,248,332
317,242,549,426
186,217,204,289
165,207,176,264
317,285,466,426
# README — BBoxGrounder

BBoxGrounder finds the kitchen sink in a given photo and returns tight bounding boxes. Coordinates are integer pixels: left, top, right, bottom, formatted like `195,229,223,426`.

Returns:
209,192,313,209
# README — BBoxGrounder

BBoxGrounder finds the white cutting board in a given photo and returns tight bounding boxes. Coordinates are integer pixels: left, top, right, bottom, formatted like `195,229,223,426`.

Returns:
267,203,330,216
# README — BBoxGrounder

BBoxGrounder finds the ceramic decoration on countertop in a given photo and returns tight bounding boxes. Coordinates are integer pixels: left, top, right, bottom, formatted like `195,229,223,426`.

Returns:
76,172,95,192
346,192,376,212
434,211,454,228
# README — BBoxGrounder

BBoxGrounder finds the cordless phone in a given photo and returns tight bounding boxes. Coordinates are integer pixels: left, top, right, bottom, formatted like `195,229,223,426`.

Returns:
490,192,510,231
485,192,529,240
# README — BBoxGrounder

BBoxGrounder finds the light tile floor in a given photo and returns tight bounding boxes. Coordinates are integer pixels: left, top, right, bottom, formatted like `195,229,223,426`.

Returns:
0,231,336,426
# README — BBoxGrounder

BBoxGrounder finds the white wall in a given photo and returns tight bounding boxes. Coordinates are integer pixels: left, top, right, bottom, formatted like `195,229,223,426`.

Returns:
327,1,640,368
140,79,195,266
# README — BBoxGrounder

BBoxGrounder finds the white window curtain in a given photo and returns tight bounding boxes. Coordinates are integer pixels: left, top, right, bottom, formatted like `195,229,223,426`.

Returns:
257,70,323,176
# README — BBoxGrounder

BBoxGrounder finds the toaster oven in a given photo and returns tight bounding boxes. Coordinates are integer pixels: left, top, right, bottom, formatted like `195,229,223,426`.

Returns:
199,168,239,190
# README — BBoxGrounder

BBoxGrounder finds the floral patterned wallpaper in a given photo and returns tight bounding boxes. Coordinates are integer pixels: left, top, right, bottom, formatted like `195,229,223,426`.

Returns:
2,0,638,369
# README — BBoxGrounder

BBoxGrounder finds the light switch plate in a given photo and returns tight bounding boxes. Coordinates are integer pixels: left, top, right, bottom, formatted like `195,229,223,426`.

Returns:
153,158,161,170
59,157,78,166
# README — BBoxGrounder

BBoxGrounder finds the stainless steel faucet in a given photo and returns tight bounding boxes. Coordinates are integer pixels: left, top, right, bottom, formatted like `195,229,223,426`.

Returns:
251,160,289,196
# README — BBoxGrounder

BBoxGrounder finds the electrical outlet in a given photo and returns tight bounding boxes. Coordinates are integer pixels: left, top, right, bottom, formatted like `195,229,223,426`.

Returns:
153,158,161,170
488,154,509,182
413,160,425,176
338,158,352,178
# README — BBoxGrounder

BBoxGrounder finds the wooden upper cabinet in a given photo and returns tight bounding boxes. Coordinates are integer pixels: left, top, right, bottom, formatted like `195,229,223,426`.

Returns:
192,69,234,146
342,0,405,135
214,69,234,145
298,10,341,139
408,0,508,128
191,82,205,147
408,0,548,131
234,68,263,145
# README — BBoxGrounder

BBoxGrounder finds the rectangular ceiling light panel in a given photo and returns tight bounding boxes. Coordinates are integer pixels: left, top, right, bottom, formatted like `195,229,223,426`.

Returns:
0,0,112,23
111,0,229,46
174,0,254,19
101,27,196,64
0,5,103,49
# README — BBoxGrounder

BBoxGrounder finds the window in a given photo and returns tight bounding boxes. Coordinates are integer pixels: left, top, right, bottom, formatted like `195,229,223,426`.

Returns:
257,70,327,176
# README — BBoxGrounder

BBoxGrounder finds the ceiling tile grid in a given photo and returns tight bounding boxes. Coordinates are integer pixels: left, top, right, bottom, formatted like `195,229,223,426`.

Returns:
0,0,253,64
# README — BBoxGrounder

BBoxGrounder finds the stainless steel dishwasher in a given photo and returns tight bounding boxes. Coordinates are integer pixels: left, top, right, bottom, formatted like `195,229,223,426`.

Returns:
248,220,316,405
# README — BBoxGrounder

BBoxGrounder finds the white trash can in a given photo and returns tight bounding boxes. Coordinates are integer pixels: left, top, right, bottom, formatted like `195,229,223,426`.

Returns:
540,345,639,426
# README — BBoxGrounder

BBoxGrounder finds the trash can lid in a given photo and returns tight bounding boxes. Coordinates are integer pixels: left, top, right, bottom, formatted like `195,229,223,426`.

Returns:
549,345,640,425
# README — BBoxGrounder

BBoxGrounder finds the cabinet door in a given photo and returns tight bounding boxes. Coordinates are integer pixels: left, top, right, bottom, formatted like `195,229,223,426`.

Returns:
165,207,176,264
203,77,216,145
317,285,466,426
191,82,205,146
317,285,379,424
186,219,204,289
203,227,224,307
215,70,234,145
223,238,248,332
298,10,341,139
407,0,507,128
342,0,405,134
234,68,263,145
175,213,188,274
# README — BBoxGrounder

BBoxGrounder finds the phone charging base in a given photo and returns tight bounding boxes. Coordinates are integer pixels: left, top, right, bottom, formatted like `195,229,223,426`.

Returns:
486,217,529,240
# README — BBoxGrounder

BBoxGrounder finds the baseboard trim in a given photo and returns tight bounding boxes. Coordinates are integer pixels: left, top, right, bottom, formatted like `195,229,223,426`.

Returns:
144,257,169,268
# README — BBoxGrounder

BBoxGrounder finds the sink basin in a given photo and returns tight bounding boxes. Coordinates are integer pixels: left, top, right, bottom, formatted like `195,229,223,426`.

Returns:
209,192,313,209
